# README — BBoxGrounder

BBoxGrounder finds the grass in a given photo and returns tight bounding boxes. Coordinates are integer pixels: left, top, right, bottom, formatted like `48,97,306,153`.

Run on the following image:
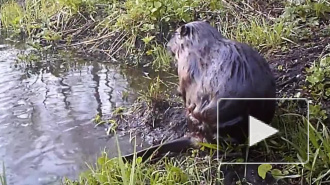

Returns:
0,162,7,185
233,18,294,51
136,75,172,107
149,44,172,72
304,119,330,184
306,48,330,101
259,101,309,164
0,1,24,30
62,133,221,185
0,0,212,67
298,49,330,184
0,0,315,68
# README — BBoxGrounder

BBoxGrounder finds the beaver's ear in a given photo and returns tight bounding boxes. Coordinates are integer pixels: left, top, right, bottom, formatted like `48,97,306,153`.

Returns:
179,24,192,37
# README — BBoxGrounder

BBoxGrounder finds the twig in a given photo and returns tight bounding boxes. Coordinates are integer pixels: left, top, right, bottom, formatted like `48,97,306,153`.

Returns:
109,32,128,56
278,76,298,87
70,33,113,46
240,1,276,21
96,49,118,62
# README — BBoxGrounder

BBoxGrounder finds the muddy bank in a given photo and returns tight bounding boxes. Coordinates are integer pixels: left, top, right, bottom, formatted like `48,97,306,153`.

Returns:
111,99,186,146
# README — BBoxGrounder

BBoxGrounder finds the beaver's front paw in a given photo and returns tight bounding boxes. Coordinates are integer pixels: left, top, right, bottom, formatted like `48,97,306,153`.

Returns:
188,113,200,125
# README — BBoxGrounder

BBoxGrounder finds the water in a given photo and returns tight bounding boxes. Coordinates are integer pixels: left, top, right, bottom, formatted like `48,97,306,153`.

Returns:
0,38,152,185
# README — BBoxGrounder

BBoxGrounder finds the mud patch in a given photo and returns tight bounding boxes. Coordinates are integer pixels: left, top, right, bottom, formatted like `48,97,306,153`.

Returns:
113,99,188,146
268,34,330,117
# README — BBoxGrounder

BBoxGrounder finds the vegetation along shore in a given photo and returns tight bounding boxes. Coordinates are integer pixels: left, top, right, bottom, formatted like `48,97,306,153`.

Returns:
0,0,330,184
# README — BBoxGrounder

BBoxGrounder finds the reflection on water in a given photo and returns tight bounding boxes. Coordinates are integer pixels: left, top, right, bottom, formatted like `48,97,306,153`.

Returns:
0,38,152,185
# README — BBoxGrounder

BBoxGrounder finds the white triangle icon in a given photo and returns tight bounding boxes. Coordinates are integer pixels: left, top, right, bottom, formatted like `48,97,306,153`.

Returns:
249,116,278,147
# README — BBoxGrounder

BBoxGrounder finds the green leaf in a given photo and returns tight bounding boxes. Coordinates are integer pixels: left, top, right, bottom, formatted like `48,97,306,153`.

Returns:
136,157,142,164
271,169,283,179
320,56,330,67
154,2,162,8
235,158,244,162
146,50,154,55
198,142,218,150
258,164,272,179
97,156,106,166
151,8,158,13
142,36,155,45
325,88,330,97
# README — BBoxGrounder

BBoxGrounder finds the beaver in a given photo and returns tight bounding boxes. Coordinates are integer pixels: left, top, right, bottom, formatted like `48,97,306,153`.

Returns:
168,21,276,143
122,21,276,162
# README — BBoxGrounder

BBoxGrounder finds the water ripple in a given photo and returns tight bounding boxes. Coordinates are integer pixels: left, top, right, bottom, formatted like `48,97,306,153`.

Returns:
0,41,148,185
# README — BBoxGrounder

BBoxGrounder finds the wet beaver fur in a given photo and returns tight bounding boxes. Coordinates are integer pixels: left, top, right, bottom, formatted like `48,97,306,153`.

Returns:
122,21,276,161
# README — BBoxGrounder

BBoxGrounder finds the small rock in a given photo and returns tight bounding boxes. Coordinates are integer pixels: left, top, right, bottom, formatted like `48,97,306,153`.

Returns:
38,174,60,185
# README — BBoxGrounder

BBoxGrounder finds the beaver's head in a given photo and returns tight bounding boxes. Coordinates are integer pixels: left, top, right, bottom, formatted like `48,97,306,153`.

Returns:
166,21,223,59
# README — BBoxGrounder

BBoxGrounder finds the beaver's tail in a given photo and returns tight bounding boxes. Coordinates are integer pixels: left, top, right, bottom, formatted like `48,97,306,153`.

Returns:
121,137,199,162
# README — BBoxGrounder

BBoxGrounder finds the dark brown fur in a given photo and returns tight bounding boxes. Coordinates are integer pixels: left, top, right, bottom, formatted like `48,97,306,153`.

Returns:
167,21,276,144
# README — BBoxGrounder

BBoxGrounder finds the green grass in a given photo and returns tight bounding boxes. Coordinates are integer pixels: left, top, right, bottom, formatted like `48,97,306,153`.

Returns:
0,0,65,35
304,120,330,184
0,1,24,30
63,134,221,185
233,18,294,51
137,76,170,106
0,0,214,68
0,162,7,185
306,50,330,101
282,0,330,22
149,44,172,72
2,0,327,69
299,50,330,184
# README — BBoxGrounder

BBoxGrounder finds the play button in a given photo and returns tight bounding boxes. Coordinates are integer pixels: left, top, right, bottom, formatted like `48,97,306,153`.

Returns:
249,115,279,147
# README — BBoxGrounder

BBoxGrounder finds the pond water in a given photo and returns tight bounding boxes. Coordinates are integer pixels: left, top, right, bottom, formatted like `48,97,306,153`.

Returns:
0,38,153,185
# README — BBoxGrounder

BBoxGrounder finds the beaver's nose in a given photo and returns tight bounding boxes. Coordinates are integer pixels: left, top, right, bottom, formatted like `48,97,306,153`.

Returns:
166,45,175,57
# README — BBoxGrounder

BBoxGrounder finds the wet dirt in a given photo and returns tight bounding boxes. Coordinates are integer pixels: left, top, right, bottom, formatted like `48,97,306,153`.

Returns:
112,99,187,146
269,32,330,116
